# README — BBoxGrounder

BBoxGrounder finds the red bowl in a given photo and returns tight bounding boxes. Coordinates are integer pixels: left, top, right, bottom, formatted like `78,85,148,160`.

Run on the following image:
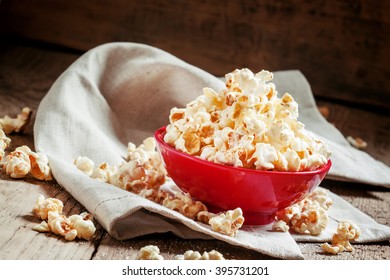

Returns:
155,126,331,225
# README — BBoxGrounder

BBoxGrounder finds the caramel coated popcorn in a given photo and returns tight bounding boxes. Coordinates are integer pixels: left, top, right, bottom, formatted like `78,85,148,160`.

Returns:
0,107,32,134
321,221,361,255
164,68,331,171
32,195,96,241
3,145,52,180
163,192,208,220
208,208,245,237
274,187,333,235
33,194,64,220
136,245,164,260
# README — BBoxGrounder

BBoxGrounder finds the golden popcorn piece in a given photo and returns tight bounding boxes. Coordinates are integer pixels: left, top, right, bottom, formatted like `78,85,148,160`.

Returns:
272,220,290,232
33,194,64,220
32,195,96,241
4,148,31,178
136,245,164,260
321,221,361,255
163,192,208,220
209,208,245,237
0,107,32,134
3,145,53,181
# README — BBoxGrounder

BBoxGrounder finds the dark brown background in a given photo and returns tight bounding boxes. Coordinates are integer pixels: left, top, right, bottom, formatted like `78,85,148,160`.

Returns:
0,0,389,110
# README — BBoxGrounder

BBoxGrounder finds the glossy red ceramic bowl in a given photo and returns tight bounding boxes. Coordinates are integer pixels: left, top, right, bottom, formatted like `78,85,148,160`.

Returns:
155,126,331,225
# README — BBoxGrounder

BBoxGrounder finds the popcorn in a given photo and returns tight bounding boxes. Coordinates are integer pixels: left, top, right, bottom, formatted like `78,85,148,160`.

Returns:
321,221,361,255
136,245,164,260
33,194,64,220
74,156,95,176
3,145,52,180
0,107,32,134
163,192,208,220
275,187,332,235
32,195,96,241
208,208,245,237
347,136,367,149
164,68,331,171
272,220,290,232
0,128,11,161
3,147,31,178
174,250,225,260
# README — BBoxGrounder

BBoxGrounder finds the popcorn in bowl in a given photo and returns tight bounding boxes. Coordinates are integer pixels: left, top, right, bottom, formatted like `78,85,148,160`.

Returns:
155,68,332,225
164,68,331,172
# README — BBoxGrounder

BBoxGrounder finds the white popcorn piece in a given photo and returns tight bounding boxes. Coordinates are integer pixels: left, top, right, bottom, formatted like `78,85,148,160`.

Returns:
3,147,31,178
209,208,245,237
32,221,51,233
306,188,334,210
174,250,225,260
90,162,118,184
272,220,290,232
347,136,367,149
3,145,52,181
0,128,11,161
136,245,164,260
0,107,32,134
322,221,360,254
164,68,331,171
33,194,64,220
74,156,95,176
68,212,96,240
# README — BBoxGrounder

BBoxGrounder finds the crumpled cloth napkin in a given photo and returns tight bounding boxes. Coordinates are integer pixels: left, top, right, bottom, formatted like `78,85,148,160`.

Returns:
34,42,390,259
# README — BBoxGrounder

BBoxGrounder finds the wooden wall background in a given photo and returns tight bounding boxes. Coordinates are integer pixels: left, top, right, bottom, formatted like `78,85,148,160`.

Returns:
0,0,389,110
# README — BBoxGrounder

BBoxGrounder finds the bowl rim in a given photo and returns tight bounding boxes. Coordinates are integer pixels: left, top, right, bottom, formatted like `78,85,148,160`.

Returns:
154,126,332,175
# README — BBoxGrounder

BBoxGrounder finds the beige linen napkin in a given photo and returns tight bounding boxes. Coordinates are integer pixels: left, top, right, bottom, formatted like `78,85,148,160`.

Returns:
34,42,390,259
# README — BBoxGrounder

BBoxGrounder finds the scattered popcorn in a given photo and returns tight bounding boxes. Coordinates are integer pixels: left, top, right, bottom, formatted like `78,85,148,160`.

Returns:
347,136,367,149
0,107,32,134
0,128,11,161
74,156,95,176
32,195,96,241
3,145,52,180
136,245,164,260
209,208,245,237
196,210,217,224
272,220,290,232
164,68,331,171
275,187,332,235
3,146,31,178
174,250,225,260
33,194,64,220
163,192,208,220
321,221,361,255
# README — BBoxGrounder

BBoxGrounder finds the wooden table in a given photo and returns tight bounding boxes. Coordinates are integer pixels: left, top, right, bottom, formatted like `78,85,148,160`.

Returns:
0,40,389,260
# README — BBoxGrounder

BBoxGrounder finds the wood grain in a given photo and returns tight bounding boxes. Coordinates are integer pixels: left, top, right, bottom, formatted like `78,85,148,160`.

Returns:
0,42,389,260
0,0,389,110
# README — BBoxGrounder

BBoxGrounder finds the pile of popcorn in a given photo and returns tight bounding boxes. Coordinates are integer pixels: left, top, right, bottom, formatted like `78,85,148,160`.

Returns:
0,107,53,181
75,137,245,237
32,194,96,241
272,187,333,235
164,68,331,171
136,245,225,260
